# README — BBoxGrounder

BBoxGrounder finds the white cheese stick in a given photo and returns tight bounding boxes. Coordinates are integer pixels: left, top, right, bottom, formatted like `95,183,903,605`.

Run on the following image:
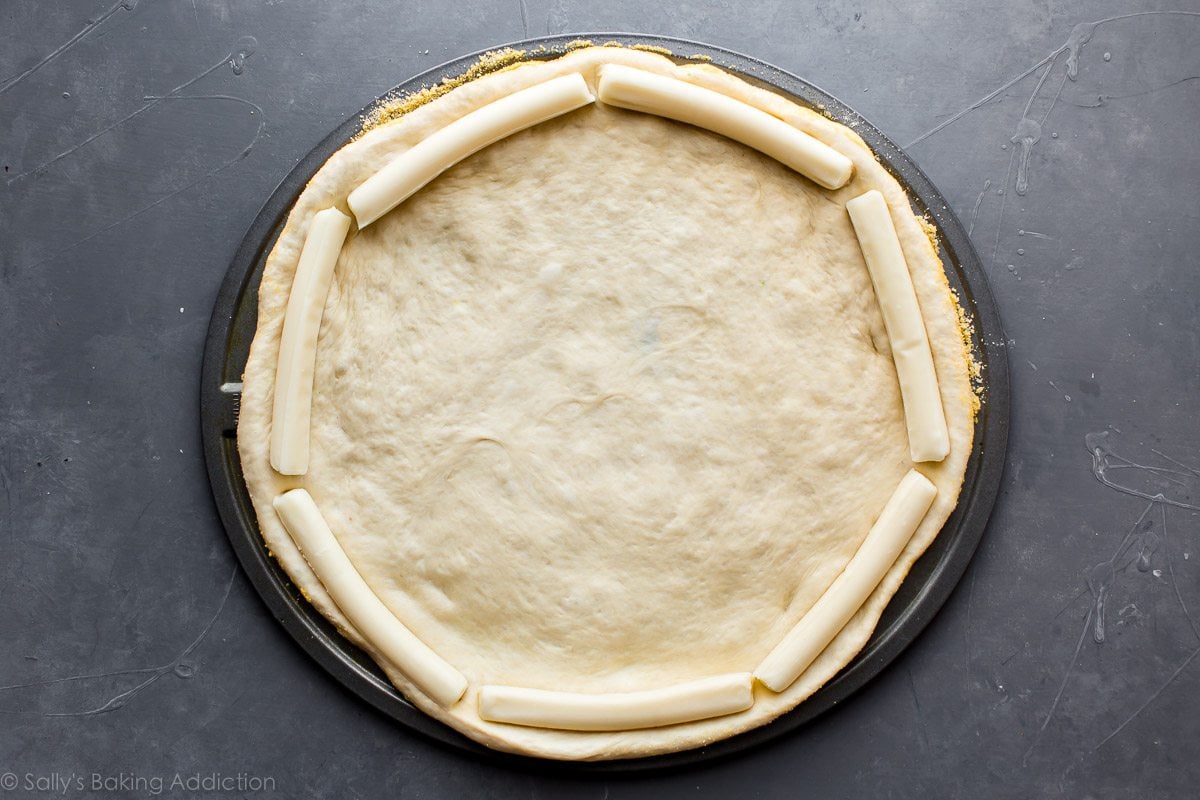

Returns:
596,64,853,190
846,190,950,463
273,489,468,706
755,470,937,693
348,72,596,228
478,673,754,731
269,207,351,475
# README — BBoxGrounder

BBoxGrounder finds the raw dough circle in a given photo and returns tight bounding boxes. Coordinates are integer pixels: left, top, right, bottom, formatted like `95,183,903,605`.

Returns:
237,46,975,760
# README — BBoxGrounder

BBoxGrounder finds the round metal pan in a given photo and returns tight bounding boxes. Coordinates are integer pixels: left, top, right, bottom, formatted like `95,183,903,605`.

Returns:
200,33,1010,773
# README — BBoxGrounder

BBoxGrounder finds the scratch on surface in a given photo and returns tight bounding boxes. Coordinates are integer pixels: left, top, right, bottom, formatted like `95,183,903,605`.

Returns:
517,0,530,38
989,148,1016,269
967,179,991,237
906,50,1061,149
1094,644,1200,750
28,581,59,608
907,667,931,753
543,0,569,35
1150,448,1200,478
107,499,157,585
1012,45,1069,196
16,92,265,275
1086,503,1154,644
1009,57,1053,196
1052,587,1090,621
1025,500,1162,763
0,454,13,542
905,10,1200,149
1024,605,1093,765
128,499,155,537
6,39,253,185
1034,434,1200,758
1086,431,1200,510
963,567,977,669
909,13,1200,263
0,665,161,698
1158,502,1200,642
0,0,140,96
1064,75,1200,108
0,566,237,716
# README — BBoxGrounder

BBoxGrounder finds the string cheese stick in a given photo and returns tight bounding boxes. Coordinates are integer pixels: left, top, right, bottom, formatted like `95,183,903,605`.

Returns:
478,673,754,731
273,489,468,706
755,470,937,693
846,190,950,463
269,208,351,476
596,64,853,190
348,73,596,227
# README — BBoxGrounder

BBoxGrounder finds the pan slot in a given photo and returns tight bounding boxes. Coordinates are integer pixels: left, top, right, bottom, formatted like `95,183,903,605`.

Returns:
219,381,243,437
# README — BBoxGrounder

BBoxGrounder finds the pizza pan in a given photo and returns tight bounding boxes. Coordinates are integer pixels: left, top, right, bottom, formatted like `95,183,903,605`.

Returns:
200,33,1010,773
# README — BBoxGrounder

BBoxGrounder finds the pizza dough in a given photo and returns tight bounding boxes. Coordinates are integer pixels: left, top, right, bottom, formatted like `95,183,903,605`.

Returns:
237,45,976,760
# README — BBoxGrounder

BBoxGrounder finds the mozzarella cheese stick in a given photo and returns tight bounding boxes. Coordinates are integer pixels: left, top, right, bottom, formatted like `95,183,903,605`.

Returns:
755,470,937,692
273,489,468,706
269,207,351,475
478,673,754,731
348,72,596,227
596,64,853,190
846,190,950,462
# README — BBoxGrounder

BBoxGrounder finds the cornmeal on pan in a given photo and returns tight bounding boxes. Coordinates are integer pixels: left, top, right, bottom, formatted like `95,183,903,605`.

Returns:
237,45,976,760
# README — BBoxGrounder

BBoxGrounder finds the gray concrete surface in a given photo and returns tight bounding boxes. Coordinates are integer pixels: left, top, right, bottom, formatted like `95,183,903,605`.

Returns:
2,1,1198,797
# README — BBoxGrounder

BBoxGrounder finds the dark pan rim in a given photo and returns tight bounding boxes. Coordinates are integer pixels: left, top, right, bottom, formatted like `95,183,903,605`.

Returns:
200,32,1010,775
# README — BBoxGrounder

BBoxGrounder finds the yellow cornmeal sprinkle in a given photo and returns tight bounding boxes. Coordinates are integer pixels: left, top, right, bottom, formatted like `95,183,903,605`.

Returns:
358,48,528,135
631,44,674,56
918,215,984,417
917,215,939,251
562,39,595,51
950,288,984,417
